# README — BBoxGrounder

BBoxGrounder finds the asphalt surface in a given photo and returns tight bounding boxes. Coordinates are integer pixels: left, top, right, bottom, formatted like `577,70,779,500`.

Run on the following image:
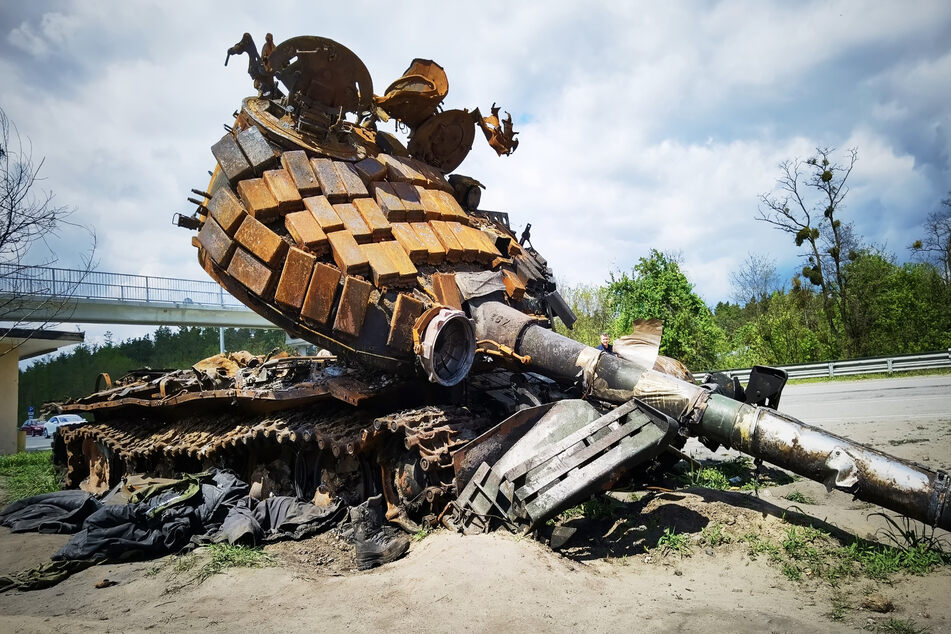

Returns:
24,434,53,452
778,374,951,428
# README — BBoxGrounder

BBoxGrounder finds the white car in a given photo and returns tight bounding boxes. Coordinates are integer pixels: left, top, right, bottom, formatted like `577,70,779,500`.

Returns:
43,414,86,438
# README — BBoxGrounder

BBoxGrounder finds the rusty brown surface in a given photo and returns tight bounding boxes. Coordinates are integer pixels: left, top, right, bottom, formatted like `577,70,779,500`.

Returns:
352,197,392,240
359,242,401,287
207,186,247,235
432,272,463,310
311,158,349,203
280,150,320,197
390,222,428,264
303,195,345,232
477,103,519,156
301,262,342,326
274,247,316,311
372,182,407,222
390,182,425,222
284,210,328,253
226,247,275,297
380,240,418,285
262,168,304,213
333,161,369,199
327,230,369,275
333,276,373,336
387,293,425,353
236,177,280,222
448,222,481,262
408,221,447,264
429,220,464,262
234,214,288,267
331,202,373,244
375,58,448,129
197,216,235,268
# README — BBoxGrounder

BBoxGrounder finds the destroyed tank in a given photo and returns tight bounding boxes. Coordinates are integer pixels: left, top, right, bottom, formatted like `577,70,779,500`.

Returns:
54,34,951,536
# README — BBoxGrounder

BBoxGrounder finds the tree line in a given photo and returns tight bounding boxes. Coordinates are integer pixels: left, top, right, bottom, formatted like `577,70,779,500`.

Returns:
18,326,286,422
556,149,951,371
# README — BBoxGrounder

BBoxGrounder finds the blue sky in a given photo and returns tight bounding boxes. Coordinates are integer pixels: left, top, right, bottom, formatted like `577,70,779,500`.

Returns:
2,1,949,347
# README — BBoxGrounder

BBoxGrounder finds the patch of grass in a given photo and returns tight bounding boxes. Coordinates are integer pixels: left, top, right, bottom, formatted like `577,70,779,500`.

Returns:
413,528,430,541
0,450,59,503
784,490,817,505
865,617,931,633
744,522,950,586
678,457,792,491
887,438,929,446
656,527,691,556
827,591,850,621
681,465,731,490
699,523,732,547
556,495,622,522
197,544,274,581
781,562,802,581
871,513,950,553
744,532,783,562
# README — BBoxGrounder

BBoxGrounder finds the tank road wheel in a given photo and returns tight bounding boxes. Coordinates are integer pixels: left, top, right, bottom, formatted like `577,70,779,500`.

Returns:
80,437,120,495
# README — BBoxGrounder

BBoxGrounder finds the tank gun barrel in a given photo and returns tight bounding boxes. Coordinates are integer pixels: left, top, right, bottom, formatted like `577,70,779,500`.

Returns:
470,301,951,530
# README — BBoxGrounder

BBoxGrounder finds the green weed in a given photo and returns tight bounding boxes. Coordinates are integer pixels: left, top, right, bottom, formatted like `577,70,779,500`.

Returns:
827,591,850,621
745,522,949,585
681,465,731,490
557,496,622,521
784,490,817,505
864,617,931,633
0,450,59,503
413,528,430,541
656,527,691,555
198,544,274,581
699,523,732,547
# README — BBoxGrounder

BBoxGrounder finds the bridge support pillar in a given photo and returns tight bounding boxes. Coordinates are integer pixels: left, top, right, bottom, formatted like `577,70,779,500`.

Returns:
0,350,16,455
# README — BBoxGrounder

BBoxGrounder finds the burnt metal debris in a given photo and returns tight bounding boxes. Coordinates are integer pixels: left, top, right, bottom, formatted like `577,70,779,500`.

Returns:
49,34,950,567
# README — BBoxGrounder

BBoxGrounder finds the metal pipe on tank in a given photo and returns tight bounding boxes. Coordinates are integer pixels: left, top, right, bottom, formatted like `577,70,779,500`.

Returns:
469,301,951,530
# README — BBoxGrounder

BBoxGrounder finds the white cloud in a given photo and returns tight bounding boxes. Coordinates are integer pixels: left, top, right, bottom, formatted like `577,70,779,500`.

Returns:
7,11,82,58
2,0,949,328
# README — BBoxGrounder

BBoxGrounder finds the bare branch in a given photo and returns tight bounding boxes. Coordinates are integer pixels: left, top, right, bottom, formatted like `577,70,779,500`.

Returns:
0,106,97,357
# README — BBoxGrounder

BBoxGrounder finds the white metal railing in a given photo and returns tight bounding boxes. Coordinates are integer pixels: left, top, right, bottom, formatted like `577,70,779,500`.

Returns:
0,263,243,308
695,349,951,382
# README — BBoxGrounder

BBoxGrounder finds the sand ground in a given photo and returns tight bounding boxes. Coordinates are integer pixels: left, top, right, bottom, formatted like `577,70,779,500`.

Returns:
1,378,949,633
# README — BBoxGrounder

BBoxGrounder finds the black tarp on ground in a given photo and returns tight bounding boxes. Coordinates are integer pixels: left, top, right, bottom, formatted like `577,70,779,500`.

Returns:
0,469,346,592
0,490,101,534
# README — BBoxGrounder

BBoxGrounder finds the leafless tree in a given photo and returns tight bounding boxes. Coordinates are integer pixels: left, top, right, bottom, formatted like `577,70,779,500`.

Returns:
757,147,859,356
0,106,96,356
729,252,781,306
911,193,951,283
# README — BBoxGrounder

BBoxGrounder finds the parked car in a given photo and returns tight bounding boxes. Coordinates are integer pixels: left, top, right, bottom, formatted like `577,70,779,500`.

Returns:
19,419,46,437
43,414,86,438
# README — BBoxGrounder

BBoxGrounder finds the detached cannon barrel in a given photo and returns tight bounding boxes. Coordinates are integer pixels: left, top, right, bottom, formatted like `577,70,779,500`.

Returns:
698,395,951,530
470,301,951,530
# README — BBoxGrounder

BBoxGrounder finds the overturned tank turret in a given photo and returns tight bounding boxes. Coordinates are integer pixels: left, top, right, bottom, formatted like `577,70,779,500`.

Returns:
55,34,950,542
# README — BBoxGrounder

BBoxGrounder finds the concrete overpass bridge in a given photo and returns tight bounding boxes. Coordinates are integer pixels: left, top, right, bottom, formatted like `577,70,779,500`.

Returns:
0,263,274,329
0,263,280,454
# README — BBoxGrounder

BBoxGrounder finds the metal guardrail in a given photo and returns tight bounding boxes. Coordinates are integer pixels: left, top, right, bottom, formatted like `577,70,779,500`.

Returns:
0,263,243,308
696,349,951,382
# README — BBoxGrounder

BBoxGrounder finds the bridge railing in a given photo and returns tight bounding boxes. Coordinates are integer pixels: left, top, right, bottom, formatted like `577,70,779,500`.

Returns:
0,263,243,308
